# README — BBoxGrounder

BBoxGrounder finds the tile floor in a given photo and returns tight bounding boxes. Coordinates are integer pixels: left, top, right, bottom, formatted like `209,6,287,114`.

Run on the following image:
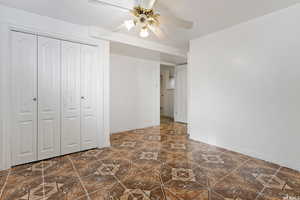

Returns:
0,121,299,200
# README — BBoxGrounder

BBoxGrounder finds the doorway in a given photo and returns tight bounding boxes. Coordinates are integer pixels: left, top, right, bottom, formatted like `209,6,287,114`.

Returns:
160,65,175,123
160,64,187,124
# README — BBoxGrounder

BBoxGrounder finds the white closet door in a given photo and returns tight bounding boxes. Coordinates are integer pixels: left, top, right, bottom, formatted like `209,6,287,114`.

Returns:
175,66,188,123
61,41,81,155
80,45,99,150
11,31,38,165
37,37,61,160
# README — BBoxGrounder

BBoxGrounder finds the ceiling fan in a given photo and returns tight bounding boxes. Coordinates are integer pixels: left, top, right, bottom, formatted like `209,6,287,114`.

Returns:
89,0,194,39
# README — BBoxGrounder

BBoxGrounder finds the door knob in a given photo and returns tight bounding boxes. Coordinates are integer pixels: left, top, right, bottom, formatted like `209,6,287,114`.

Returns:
33,97,37,101
81,96,85,100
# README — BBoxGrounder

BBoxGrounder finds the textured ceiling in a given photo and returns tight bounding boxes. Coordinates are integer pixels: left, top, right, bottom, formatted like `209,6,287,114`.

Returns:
0,0,299,50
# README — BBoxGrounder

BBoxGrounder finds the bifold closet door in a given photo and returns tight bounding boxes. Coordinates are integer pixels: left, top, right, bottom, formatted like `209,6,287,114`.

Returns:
11,31,38,165
80,45,99,150
61,41,81,155
37,36,61,160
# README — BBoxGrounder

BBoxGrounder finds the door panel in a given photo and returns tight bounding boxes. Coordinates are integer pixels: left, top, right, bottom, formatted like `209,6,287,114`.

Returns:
80,45,99,150
37,36,61,160
175,66,188,123
11,31,38,165
61,41,81,155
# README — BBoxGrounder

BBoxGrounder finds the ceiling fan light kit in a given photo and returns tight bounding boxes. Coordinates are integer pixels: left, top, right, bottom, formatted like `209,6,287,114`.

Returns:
122,5,160,38
124,19,136,30
140,27,149,38
90,0,194,39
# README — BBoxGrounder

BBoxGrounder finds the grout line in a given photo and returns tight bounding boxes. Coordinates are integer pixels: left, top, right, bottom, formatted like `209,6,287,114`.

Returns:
42,161,45,200
207,174,212,200
116,160,133,181
156,167,168,200
0,169,11,199
113,176,134,199
68,156,91,200
70,157,103,200
254,166,282,200
111,160,136,199
212,158,252,187
111,159,162,199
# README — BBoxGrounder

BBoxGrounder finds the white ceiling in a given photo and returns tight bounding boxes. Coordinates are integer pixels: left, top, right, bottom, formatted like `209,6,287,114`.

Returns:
0,0,299,51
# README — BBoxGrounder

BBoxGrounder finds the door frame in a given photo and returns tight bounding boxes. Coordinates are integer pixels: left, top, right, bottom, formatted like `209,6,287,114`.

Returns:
0,23,110,170
174,65,188,123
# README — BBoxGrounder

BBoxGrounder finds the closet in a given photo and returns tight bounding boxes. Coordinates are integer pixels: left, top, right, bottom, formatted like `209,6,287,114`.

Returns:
11,31,101,166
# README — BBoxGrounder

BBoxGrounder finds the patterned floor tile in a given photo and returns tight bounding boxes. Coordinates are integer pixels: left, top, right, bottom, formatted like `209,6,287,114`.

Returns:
0,175,43,200
43,157,87,200
212,159,280,200
164,187,209,200
43,156,74,176
81,172,119,194
120,165,164,199
142,141,165,151
163,151,194,165
164,189,181,200
76,195,90,200
88,182,135,200
143,134,167,142
163,141,192,153
96,147,135,162
195,151,250,185
161,161,208,191
131,149,166,172
79,158,131,193
0,170,9,177
115,131,146,142
210,191,228,200
112,139,145,151
0,173,8,194
10,162,43,177
74,159,102,178
44,176,86,200
257,167,300,200
189,140,225,154
3,162,43,193
129,162,160,175
70,149,104,164
1,119,299,200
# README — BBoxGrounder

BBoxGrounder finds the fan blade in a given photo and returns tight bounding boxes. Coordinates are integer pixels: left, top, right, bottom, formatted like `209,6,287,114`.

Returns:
155,1,194,29
89,0,131,11
148,25,165,39
160,15,193,29
140,0,157,9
